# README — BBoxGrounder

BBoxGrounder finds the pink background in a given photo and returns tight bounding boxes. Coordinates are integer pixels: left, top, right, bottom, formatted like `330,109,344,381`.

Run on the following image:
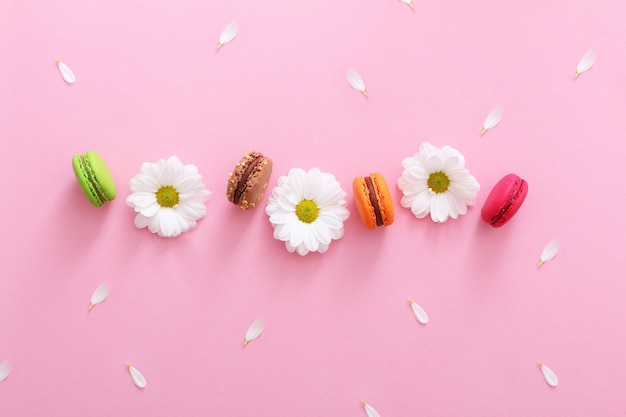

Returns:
2,0,626,415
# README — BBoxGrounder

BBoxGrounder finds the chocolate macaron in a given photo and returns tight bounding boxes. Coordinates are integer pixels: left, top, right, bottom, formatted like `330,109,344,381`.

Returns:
226,151,273,210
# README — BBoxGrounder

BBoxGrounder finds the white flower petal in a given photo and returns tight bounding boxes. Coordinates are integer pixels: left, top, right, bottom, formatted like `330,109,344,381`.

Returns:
176,198,207,220
139,202,162,218
159,162,180,186
425,154,444,172
218,22,238,49
127,364,146,388
56,59,75,84
146,214,162,234
156,209,183,238
399,0,414,8
444,192,460,219
0,362,10,383
134,213,150,229
362,401,381,417
269,211,296,225
482,107,503,135
408,190,431,218
576,51,595,78
539,362,558,387
89,282,110,310
347,70,367,96
129,175,160,193
310,222,331,245
430,193,450,223
303,226,320,253
409,299,428,324
244,319,264,346
126,192,157,210
539,240,559,267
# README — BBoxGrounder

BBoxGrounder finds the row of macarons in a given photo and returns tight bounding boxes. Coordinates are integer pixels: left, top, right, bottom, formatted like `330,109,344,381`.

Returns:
72,147,528,240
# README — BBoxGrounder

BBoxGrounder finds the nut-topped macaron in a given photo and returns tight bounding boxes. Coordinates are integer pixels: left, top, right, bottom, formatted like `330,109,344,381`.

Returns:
226,151,273,210
353,172,394,229
72,150,116,207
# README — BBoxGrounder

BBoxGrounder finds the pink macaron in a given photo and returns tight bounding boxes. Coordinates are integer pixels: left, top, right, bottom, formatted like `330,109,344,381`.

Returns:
481,174,528,227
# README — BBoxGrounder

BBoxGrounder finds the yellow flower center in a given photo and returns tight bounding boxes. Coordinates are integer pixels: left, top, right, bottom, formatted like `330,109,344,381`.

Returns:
427,171,450,193
156,185,179,208
295,199,319,224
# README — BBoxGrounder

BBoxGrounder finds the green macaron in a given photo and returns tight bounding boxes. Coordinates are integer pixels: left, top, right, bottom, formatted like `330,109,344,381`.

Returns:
72,151,116,207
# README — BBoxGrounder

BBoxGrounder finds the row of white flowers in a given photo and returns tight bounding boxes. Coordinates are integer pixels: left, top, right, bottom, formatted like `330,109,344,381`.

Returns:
125,142,480,255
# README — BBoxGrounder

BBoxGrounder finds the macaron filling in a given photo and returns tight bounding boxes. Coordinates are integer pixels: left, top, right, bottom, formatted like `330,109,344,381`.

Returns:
233,155,264,205
489,178,523,225
81,154,108,204
365,176,383,227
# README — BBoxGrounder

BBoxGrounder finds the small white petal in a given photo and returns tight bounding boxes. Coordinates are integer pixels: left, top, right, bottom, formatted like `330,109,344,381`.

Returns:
56,59,75,84
409,299,429,324
399,0,414,8
127,364,146,388
362,401,381,417
539,240,559,267
576,51,595,78
244,319,264,347
89,282,110,310
482,107,502,135
347,70,367,96
0,362,10,382
539,362,558,387
218,22,238,49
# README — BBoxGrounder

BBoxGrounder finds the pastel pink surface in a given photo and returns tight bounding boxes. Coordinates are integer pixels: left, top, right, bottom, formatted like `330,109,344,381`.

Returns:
481,174,529,227
3,0,626,416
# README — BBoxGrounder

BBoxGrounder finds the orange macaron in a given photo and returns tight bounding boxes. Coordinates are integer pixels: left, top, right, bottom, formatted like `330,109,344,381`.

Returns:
353,173,394,229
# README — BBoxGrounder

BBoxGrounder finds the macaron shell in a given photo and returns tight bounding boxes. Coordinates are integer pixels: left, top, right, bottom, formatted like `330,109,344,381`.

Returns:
353,177,378,229
481,173,528,227
370,173,394,226
226,151,273,210
72,154,104,206
84,151,116,202
353,173,394,229
239,157,273,209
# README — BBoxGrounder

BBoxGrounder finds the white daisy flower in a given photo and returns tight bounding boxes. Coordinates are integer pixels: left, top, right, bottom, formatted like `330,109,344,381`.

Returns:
397,142,480,223
265,168,350,256
126,156,211,238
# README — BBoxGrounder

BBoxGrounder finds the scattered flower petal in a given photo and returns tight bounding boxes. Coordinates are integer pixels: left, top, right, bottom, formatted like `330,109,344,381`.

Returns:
126,156,211,238
265,168,350,256
539,362,558,387
218,22,238,49
539,240,559,267
244,319,264,347
127,363,146,388
482,107,503,135
89,282,110,310
576,51,595,78
347,70,367,96
362,401,381,417
399,0,414,9
56,59,75,84
408,299,428,324
0,362,10,383
397,142,480,223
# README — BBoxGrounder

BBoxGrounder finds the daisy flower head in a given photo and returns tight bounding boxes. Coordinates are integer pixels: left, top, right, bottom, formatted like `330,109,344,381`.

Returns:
126,156,211,238
397,142,480,223
265,168,350,256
